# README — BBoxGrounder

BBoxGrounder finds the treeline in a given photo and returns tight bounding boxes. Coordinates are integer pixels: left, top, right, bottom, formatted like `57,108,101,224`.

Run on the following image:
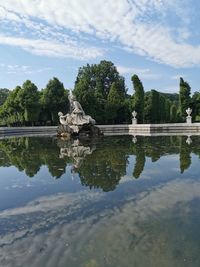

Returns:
1,60,200,126
0,78,69,126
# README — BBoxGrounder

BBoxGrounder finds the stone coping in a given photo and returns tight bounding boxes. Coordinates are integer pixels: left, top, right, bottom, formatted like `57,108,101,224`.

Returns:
0,123,200,137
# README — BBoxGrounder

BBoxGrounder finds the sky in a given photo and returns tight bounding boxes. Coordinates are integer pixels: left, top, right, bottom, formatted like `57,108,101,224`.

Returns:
1,0,200,94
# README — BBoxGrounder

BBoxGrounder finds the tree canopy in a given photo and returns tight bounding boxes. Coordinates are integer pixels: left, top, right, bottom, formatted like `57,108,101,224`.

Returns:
73,60,127,124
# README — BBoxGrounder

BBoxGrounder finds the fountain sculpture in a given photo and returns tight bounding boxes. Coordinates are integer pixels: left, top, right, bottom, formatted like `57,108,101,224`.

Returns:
57,91,102,137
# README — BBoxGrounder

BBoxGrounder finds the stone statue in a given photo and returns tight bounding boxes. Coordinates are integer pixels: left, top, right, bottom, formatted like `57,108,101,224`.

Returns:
186,107,192,116
69,94,95,125
132,110,137,124
57,91,100,136
58,112,73,126
186,107,192,124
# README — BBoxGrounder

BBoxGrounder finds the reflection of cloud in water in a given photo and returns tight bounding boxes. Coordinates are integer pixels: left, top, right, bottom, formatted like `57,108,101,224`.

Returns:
0,191,101,217
119,175,133,184
1,179,200,267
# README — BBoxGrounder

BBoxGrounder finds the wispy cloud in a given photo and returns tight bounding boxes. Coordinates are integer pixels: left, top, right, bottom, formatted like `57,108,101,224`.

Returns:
0,63,52,75
117,65,161,80
161,84,179,93
0,34,104,60
171,75,186,80
0,1,199,67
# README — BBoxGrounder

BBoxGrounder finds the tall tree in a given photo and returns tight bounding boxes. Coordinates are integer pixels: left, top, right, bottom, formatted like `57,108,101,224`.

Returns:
165,99,171,122
151,90,160,123
106,82,126,123
159,95,166,122
0,86,24,126
144,92,151,123
191,91,200,121
0,89,10,106
42,77,68,124
170,103,178,122
179,77,191,119
144,90,160,123
73,60,126,124
131,74,144,123
17,80,40,125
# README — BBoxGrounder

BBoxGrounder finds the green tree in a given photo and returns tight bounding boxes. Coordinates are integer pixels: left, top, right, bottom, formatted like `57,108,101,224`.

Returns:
159,95,166,122
42,77,68,124
144,90,160,123
0,88,10,106
179,77,191,120
191,91,200,121
0,86,24,126
165,99,171,122
73,60,126,124
170,103,177,122
151,90,160,123
106,82,126,123
17,80,40,125
131,74,144,123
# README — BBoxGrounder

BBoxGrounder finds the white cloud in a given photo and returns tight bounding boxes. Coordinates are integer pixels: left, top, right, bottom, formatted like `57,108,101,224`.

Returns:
0,34,104,60
161,84,179,93
0,63,52,74
117,65,161,80
0,0,199,67
171,75,186,80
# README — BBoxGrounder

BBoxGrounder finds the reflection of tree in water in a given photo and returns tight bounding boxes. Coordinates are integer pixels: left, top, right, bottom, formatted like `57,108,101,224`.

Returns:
0,135,199,186
132,136,180,178
0,137,68,178
132,138,145,178
77,137,131,192
0,137,41,177
131,136,194,178
179,136,191,173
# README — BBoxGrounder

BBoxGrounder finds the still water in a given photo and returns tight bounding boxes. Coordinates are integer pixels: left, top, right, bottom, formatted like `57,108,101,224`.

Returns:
0,135,200,267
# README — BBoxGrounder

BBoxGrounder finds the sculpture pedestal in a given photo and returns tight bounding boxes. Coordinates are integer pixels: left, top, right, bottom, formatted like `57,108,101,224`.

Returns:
132,118,137,124
186,116,192,124
57,123,102,137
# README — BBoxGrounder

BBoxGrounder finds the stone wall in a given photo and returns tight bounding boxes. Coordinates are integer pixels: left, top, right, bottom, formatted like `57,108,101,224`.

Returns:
1,123,200,137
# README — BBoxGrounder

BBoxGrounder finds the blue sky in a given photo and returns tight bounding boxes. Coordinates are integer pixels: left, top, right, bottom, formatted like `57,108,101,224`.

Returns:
1,0,200,94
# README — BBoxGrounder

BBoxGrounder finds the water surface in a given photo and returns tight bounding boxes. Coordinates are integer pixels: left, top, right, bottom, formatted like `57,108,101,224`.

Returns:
0,135,200,267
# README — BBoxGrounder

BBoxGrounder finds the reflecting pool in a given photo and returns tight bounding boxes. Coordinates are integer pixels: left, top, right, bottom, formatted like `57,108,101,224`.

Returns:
0,135,200,267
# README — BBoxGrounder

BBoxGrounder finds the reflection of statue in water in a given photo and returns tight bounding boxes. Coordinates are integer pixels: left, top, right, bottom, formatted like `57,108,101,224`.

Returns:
58,91,100,136
59,139,96,171
186,135,192,145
